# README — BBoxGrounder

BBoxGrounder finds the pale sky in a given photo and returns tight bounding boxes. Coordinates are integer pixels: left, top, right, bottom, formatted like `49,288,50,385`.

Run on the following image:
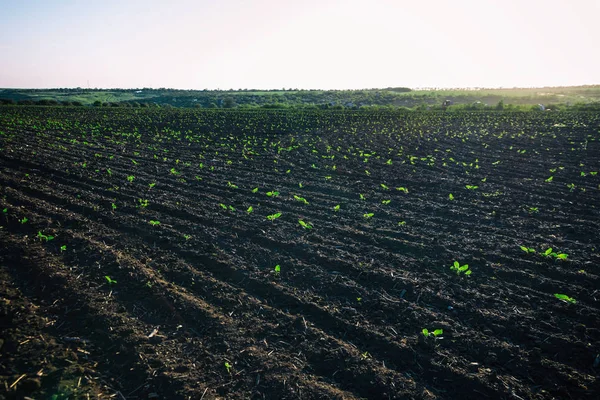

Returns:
1,0,598,89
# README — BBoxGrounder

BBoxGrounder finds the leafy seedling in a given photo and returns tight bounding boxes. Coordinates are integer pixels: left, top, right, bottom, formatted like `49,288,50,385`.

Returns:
19,217,28,224
298,219,313,229
105,276,117,285
554,293,576,304
520,246,536,254
252,187,259,193
60,245,67,252
37,231,55,242
363,213,374,219
247,206,253,214
396,187,409,193
224,362,232,374
465,185,478,190
149,220,160,226
294,195,309,205
450,261,471,276
422,328,443,338
333,204,340,212
382,199,391,205
266,212,282,221
266,191,279,197
449,193,454,200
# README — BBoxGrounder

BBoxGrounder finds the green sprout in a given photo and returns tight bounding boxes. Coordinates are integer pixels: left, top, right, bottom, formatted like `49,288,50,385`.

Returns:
396,187,409,193
266,212,282,221
567,183,576,192
183,234,191,240
149,220,161,226
363,213,374,219
60,245,67,252
294,195,309,205
465,185,478,190
380,183,389,190
298,219,313,229
266,191,279,197
105,276,117,285
542,248,568,260
554,293,576,304
298,182,304,188
170,167,179,175
252,187,259,193
111,203,117,211
137,199,149,208
224,362,232,374
274,264,281,275
19,217,28,224
382,199,391,205
219,203,228,210
37,231,55,242
520,246,536,254
247,206,253,214
333,204,340,212
2,208,7,213
422,328,443,338
359,193,365,200
149,182,156,188
449,193,454,200
545,176,554,182
450,261,471,276
127,175,135,182
227,181,238,189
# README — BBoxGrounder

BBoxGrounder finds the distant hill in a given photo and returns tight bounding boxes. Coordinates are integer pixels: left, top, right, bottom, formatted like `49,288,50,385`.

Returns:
1,86,599,110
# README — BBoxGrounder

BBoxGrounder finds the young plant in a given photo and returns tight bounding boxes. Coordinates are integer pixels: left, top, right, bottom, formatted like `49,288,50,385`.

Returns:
449,193,454,200
266,212,282,221
273,264,281,275
127,175,135,182
396,187,409,193
247,206,253,214
422,328,443,338
333,204,340,212
19,217,28,224
105,276,117,285
380,183,389,190
37,231,55,242
520,246,536,254
554,293,576,304
450,261,471,276
298,219,313,229
227,181,238,189
382,199,391,205
363,213,374,219
224,362,232,374
266,191,279,197
137,199,149,208
294,195,309,205
465,185,478,190
60,245,67,252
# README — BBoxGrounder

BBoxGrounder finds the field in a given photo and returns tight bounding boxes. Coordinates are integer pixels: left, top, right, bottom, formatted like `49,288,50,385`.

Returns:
1,107,599,399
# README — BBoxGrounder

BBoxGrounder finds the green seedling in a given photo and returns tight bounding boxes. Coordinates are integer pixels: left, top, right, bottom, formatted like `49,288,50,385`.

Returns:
382,199,391,205
274,264,281,275
298,219,313,229
224,362,232,374
266,212,282,221
363,213,374,219
37,231,55,242
227,181,238,189
554,293,576,304
252,187,259,193
380,183,390,190
247,206,253,214
149,220,160,226
449,193,454,200
294,195,309,205
590,172,598,176
2,208,6,213
545,176,554,182
228,205,235,211
170,167,179,175
105,276,117,285
396,187,409,193
542,248,568,260
149,182,156,188
359,193,365,200
111,203,117,211
60,245,67,252
333,204,340,212
183,234,191,240
567,183,576,192
528,207,539,214
422,328,443,338
219,203,228,210
520,246,536,254
450,261,471,276
398,221,406,226
266,191,279,197
465,185,478,190
137,199,149,208
386,159,393,165
19,217,28,224
127,175,135,182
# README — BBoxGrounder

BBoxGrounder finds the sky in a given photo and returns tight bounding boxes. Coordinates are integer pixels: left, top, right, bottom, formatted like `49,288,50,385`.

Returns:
0,0,598,90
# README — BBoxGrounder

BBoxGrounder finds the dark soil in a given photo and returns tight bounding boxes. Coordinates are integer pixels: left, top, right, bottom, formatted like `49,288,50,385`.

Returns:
1,107,599,399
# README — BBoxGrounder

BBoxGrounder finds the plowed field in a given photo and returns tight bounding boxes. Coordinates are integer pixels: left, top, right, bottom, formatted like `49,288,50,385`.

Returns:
1,107,599,399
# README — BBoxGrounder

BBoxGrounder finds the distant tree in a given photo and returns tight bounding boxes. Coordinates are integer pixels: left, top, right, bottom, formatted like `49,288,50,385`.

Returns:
93,100,102,107
223,97,236,108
